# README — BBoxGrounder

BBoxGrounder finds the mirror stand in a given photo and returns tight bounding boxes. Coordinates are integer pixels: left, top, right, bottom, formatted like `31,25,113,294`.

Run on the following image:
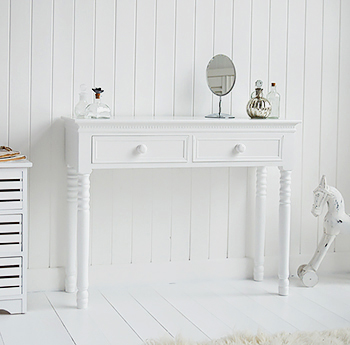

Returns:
205,96,235,119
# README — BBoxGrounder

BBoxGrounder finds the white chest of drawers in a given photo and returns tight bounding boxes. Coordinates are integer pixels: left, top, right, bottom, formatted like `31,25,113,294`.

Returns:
63,117,300,309
0,160,32,314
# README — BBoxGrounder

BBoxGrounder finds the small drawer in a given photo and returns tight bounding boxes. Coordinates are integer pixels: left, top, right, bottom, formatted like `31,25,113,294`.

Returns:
0,215,22,253
92,135,189,164
193,136,283,163
0,170,23,210
0,257,22,297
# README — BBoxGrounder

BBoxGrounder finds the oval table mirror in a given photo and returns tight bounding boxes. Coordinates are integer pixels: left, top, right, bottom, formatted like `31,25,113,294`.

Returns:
205,54,236,118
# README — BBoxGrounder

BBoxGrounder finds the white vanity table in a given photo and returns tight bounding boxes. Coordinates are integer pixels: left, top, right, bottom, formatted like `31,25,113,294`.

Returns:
62,116,300,309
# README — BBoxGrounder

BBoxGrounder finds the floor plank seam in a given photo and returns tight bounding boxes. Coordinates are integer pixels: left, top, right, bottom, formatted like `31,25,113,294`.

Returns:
152,285,210,339
0,332,4,345
152,284,219,340
293,288,350,324
229,283,299,332
128,289,175,339
256,281,330,328
44,292,77,345
99,290,144,343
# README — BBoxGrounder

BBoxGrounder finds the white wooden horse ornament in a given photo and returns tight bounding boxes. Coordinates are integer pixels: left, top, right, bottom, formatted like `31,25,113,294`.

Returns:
297,175,350,287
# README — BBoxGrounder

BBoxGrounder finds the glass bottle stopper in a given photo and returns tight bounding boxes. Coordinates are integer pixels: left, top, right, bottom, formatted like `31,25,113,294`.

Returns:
92,87,104,99
255,80,263,88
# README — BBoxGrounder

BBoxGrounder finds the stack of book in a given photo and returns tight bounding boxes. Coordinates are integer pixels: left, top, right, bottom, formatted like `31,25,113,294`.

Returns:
0,146,26,162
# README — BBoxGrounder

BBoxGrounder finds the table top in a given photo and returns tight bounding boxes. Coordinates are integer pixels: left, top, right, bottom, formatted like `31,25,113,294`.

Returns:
62,116,301,133
0,159,32,168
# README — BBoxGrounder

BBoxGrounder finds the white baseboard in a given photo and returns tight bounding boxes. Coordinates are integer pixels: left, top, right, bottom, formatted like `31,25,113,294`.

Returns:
27,252,350,292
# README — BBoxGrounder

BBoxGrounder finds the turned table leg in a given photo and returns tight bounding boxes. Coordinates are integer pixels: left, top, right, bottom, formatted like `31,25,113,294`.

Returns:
77,173,91,309
254,166,267,281
65,166,78,293
278,168,292,296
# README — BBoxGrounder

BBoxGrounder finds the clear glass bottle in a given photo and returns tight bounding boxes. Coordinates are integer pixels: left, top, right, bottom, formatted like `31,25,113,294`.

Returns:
85,88,111,119
74,84,88,118
266,82,280,119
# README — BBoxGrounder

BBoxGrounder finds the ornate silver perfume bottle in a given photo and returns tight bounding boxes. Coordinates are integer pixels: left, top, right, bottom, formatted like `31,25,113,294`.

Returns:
246,80,271,119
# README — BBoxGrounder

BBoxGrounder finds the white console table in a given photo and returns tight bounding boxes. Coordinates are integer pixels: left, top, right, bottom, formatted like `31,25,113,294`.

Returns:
62,117,300,309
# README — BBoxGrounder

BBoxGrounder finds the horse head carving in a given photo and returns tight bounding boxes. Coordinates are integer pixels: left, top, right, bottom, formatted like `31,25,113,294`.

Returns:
311,175,330,217
299,175,349,287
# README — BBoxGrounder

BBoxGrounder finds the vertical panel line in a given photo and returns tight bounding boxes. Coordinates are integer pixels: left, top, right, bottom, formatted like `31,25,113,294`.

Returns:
334,0,342,253
211,0,216,114
133,0,137,117
316,0,325,245
50,0,55,124
248,0,253,94
284,0,290,118
335,0,342,189
172,0,178,117
150,171,154,263
6,0,11,146
93,0,97,88
191,0,197,117
212,0,216,54
226,168,231,258
49,0,55,268
72,0,77,114
208,169,212,260
267,0,272,87
113,0,118,117
230,0,235,115
131,169,135,263
29,0,34,158
171,0,176,117
27,0,34,268
111,0,117,264
299,0,308,255
153,0,158,118
188,168,193,260
169,170,174,262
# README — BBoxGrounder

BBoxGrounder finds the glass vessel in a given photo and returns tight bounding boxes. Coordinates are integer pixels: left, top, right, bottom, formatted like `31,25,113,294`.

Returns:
85,88,111,119
246,80,271,119
266,82,280,119
74,84,88,118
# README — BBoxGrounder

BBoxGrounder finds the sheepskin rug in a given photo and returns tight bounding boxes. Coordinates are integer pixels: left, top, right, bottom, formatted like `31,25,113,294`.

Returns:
145,328,350,345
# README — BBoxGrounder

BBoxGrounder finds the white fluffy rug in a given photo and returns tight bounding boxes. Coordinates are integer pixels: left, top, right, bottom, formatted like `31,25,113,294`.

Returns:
145,328,350,345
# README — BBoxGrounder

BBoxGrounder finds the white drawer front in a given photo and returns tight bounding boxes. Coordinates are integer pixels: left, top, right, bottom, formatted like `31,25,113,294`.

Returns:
0,215,22,253
193,136,283,163
0,170,23,210
92,135,189,164
0,257,22,296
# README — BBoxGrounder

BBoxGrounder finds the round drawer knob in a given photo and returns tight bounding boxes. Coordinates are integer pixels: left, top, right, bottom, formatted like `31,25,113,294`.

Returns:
235,143,246,153
136,144,148,154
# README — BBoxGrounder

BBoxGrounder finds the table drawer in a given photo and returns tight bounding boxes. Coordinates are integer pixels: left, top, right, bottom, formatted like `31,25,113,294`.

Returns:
193,136,283,163
0,215,22,253
0,257,22,297
0,170,23,210
92,135,189,164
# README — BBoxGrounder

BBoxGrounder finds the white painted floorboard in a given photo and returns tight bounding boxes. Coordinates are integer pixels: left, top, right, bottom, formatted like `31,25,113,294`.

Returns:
1,276,350,345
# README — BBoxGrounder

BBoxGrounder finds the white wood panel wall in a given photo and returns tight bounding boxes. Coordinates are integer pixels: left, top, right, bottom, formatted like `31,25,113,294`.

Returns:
1,0,349,288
